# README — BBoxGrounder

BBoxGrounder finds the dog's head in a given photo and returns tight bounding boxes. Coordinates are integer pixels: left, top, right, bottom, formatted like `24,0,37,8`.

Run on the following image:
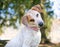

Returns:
22,5,44,31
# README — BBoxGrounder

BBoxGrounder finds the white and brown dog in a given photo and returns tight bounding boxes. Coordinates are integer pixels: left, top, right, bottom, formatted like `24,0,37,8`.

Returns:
5,5,44,47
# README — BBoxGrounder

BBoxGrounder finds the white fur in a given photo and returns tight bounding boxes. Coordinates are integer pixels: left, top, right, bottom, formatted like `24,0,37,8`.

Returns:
5,24,41,47
5,10,44,47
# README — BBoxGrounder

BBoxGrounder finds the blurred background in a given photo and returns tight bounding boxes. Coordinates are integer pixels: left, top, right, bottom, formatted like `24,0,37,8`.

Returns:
0,0,60,47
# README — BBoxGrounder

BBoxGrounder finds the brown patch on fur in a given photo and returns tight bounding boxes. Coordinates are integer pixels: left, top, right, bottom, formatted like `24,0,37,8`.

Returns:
21,15,34,26
31,4,43,13
27,15,34,22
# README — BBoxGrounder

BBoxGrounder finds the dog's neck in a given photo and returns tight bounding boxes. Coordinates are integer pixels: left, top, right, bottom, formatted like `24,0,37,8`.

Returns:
26,25,40,31
21,24,40,31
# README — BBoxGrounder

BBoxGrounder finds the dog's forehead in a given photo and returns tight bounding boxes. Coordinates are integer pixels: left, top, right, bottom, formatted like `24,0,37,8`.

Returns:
28,10,40,15
25,10,40,17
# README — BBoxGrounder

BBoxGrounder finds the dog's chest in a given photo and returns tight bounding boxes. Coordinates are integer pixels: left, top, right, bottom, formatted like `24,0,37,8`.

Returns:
31,31,41,46
23,27,41,46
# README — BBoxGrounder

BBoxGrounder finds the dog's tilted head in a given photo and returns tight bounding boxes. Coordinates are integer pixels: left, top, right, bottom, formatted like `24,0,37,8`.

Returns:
22,4,44,31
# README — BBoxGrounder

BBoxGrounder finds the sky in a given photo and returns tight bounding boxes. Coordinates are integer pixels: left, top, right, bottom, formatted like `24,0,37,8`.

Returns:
50,0,60,19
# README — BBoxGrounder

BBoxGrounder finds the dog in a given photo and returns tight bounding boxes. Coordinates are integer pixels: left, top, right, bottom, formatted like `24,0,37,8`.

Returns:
5,5,44,47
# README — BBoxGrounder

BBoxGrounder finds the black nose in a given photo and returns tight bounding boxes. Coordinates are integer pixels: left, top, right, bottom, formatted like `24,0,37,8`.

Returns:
38,22,43,27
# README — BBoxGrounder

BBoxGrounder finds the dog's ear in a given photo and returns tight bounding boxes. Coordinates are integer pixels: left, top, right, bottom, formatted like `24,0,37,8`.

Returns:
21,15,33,26
21,16,28,26
31,4,42,13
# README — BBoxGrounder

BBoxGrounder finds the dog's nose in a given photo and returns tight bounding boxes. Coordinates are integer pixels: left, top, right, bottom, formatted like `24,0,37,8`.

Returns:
38,22,43,27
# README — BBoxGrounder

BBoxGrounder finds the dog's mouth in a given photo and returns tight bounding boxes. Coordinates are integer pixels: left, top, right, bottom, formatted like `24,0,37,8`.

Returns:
28,22,40,31
30,26,40,31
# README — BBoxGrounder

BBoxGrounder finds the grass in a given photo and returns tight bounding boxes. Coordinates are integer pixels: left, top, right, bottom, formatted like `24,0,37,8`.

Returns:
0,43,60,47
39,44,60,47
0,40,60,47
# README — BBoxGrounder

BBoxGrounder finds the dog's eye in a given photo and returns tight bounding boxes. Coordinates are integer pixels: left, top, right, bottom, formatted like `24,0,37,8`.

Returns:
36,14,39,17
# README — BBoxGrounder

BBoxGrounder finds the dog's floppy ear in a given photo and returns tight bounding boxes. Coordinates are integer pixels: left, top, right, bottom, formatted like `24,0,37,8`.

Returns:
21,16,28,26
31,4,42,13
